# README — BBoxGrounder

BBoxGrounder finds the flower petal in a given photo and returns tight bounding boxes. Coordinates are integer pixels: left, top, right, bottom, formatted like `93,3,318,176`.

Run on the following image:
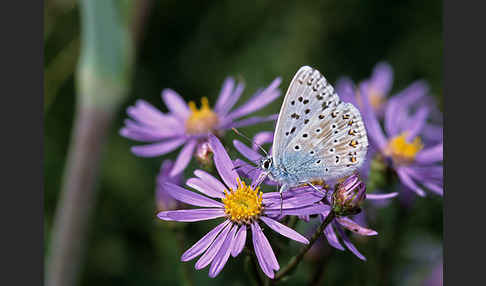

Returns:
193,170,227,196
251,222,279,279
370,61,393,94
209,224,238,277
181,220,231,262
231,225,247,257
195,222,233,270
406,106,430,140
208,135,239,190
161,208,225,222
335,223,366,261
222,114,278,129
233,140,262,161
263,188,325,209
252,131,274,150
260,216,309,244
186,178,225,199
323,224,344,251
264,203,330,217
131,137,186,157
226,77,281,120
361,86,388,150
366,192,399,200
336,217,378,236
214,77,235,114
397,167,426,196
162,182,224,208
169,139,197,176
161,89,190,119
415,143,443,164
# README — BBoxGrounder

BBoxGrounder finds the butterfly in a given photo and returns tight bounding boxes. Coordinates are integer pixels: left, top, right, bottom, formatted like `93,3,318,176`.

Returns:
255,66,368,196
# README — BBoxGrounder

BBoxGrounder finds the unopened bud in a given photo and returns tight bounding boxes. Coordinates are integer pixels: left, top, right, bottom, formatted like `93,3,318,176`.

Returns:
332,173,366,216
195,141,213,168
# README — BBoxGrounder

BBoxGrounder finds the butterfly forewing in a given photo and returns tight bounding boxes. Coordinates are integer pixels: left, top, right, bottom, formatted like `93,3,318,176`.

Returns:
272,66,368,183
272,66,341,167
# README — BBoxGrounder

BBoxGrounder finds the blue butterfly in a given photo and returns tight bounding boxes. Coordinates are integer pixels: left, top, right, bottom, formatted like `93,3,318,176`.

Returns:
256,66,369,196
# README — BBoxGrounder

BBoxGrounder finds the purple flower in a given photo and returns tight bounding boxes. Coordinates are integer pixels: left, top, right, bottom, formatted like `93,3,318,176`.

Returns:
332,174,366,216
120,77,282,176
361,83,443,196
157,135,327,278
336,62,393,117
156,160,183,211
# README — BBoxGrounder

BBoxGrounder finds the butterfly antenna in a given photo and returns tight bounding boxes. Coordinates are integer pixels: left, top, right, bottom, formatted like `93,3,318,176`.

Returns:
232,128,268,157
279,192,283,216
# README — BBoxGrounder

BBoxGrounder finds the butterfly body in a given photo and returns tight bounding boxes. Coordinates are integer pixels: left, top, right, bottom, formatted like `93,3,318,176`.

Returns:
258,66,368,193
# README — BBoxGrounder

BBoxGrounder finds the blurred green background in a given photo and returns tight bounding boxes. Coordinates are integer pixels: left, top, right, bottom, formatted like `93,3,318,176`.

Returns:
44,0,442,285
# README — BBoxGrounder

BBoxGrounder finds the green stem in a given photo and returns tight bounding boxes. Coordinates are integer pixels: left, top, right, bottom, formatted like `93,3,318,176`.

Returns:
274,211,336,281
174,228,194,286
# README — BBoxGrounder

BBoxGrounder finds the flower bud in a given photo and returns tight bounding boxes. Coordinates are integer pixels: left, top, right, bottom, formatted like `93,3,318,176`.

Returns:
195,141,213,168
332,173,366,216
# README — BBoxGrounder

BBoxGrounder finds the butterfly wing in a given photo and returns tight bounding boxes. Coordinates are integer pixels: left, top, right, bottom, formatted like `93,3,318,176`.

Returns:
272,66,341,168
274,66,368,183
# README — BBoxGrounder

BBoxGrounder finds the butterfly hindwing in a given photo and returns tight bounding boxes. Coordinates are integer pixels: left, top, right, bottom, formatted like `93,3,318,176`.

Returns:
273,66,368,183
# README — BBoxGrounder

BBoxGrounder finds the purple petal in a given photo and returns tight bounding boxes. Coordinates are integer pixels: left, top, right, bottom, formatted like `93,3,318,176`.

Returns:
335,77,358,107
335,223,366,261
127,100,182,128
160,208,225,222
161,89,190,119
423,182,443,195
162,182,223,208
181,220,231,262
406,106,430,140
193,170,227,196
366,192,399,200
260,216,309,244
120,118,181,142
186,178,225,199
263,189,325,209
252,131,274,150
323,224,344,251
209,224,238,277
384,96,405,137
415,143,443,164
226,77,282,120
195,222,233,270
233,140,262,161
169,139,197,176
264,203,330,217
361,87,388,150
251,223,274,278
251,222,279,279
222,114,278,129
370,61,393,94
208,135,239,190
131,137,186,157
397,167,426,196
214,77,235,114
336,217,378,236
231,225,247,257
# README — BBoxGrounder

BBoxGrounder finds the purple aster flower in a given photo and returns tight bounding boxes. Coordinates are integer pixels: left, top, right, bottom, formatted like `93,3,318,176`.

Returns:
361,83,443,196
120,76,282,176
157,135,328,278
336,62,393,117
156,160,183,211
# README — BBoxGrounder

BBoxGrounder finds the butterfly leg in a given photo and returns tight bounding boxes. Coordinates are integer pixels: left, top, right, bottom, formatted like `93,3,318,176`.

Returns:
306,182,327,197
279,184,289,216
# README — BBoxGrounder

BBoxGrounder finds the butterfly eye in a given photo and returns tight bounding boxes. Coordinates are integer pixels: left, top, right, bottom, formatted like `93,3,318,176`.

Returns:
263,159,271,169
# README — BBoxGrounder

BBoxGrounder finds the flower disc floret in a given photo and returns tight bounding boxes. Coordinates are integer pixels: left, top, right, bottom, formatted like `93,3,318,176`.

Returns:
385,132,423,165
222,179,263,224
185,97,219,135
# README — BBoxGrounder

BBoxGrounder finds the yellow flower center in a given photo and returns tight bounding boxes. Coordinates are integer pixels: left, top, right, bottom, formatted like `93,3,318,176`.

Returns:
185,97,219,135
356,87,385,111
222,180,263,224
385,132,423,165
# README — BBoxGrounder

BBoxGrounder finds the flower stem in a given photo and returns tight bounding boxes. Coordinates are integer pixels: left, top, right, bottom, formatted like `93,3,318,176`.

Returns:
274,211,336,281
174,228,194,286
